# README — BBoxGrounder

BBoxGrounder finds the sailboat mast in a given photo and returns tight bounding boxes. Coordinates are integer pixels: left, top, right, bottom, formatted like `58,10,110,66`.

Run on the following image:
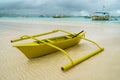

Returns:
102,5,105,11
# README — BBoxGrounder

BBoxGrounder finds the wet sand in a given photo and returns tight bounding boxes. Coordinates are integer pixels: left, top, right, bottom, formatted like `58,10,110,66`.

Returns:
0,20,120,80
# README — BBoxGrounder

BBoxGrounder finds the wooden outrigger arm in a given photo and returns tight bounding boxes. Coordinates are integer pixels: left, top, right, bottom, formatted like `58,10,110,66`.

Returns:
61,37,104,71
11,30,73,42
11,30,104,71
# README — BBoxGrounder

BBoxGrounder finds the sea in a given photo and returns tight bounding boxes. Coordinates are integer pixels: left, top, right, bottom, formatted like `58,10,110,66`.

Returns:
0,16,120,32
0,16,120,23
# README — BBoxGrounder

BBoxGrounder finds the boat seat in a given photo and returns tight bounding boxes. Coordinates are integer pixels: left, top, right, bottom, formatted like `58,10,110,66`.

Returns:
65,35,72,39
46,39,54,43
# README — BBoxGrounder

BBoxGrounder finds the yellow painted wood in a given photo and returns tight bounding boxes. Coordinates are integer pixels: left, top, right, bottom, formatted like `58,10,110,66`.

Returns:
11,30,104,71
61,48,104,71
11,30,72,43
11,30,85,59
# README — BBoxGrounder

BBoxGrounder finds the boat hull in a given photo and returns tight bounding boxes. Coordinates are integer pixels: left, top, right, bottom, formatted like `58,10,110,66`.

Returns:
91,12,110,20
92,16,109,20
13,36,81,59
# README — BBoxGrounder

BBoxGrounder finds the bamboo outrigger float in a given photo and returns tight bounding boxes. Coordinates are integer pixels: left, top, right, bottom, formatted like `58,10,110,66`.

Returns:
11,30,104,71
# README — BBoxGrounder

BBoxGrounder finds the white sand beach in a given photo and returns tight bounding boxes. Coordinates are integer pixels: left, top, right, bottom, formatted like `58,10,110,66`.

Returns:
0,20,120,80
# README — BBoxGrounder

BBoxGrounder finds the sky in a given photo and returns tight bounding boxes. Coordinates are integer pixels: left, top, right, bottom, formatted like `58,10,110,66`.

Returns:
0,0,120,16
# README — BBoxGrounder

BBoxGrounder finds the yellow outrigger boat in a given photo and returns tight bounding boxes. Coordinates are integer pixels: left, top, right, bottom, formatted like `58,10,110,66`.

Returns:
11,30,104,71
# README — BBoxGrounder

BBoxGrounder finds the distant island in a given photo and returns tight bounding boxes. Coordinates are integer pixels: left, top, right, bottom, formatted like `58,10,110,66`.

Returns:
0,13,91,18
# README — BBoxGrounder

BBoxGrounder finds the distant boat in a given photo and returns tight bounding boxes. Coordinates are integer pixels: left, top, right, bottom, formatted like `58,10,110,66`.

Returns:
53,15,63,18
91,4,110,20
91,12,110,20
53,15,68,18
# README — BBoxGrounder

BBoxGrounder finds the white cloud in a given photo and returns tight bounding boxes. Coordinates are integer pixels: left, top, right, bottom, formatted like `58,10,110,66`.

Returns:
116,10,120,14
72,11,89,16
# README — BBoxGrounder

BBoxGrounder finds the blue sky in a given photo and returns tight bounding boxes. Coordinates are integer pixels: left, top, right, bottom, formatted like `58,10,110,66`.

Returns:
0,0,120,16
